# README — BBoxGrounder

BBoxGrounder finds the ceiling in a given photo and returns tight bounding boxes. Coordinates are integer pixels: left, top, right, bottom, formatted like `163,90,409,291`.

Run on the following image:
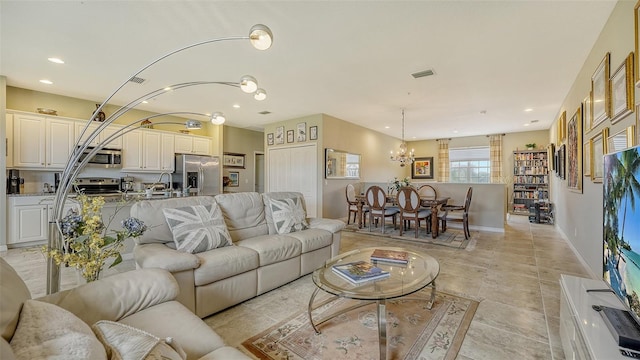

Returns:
0,1,617,141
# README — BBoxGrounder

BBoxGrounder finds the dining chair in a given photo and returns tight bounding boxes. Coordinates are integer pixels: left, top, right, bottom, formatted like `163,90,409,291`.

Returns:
396,186,431,238
441,186,473,239
365,186,399,233
417,184,437,199
346,183,367,225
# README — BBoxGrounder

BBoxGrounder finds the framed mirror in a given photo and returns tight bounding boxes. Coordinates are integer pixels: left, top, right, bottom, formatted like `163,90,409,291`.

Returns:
325,148,360,179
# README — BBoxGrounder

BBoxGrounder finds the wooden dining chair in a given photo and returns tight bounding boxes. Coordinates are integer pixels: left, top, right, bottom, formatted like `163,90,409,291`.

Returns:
346,183,367,225
396,186,431,238
365,186,399,233
417,184,437,199
441,186,473,239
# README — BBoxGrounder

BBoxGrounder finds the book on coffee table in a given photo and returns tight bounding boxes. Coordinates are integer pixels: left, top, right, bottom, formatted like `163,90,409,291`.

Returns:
370,249,409,264
331,261,390,284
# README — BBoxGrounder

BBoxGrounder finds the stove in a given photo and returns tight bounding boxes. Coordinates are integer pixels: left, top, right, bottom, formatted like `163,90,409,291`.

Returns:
73,178,121,195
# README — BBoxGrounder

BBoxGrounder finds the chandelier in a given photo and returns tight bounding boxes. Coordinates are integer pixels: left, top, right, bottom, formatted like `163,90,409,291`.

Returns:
390,109,415,167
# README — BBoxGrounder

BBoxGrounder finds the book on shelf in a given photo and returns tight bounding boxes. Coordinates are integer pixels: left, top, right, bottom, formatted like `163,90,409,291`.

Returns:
370,249,409,264
331,261,390,284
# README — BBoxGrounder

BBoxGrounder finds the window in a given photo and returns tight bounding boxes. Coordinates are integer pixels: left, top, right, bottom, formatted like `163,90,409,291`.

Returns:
449,146,490,183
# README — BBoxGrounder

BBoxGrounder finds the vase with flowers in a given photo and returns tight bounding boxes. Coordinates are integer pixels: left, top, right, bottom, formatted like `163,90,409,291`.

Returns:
43,193,147,282
388,176,411,194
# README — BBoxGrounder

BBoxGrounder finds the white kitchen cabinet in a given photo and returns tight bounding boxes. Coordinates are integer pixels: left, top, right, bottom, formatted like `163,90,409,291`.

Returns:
12,113,74,169
175,134,211,155
6,113,13,168
122,129,162,171
161,133,175,171
7,196,77,246
75,121,123,149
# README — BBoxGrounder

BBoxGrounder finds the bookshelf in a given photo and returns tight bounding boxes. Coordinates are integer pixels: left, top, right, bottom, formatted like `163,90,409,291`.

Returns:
512,149,550,221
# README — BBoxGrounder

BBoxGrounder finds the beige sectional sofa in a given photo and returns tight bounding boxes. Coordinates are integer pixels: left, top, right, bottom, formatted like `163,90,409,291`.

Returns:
131,191,345,318
0,258,249,360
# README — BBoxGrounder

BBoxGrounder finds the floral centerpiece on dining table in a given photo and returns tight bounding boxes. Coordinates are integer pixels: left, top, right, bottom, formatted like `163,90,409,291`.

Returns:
43,192,147,282
388,177,411,193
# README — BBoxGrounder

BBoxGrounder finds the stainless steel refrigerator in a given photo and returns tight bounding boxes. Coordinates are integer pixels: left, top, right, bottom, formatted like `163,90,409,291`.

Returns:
174,154,220,196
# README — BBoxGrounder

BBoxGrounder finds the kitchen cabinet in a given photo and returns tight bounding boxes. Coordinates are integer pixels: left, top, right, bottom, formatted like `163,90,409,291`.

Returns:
6,113,13,168
75,121,123,149
122,129,162,171
7,196,77,246
161,133,175,171
175,134,211,155
12,113,74,169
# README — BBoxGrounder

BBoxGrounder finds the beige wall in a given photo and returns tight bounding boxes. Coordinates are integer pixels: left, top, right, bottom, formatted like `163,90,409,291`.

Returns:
222,126,263,193
550,0,636,277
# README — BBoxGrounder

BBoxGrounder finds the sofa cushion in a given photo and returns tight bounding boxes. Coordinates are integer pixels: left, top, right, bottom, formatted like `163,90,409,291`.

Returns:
118,301,225,360
236,234,302,266
9,300,107,360
0,258,31,342
92,320,185,360
262,192,307,235
269,197,309,234
131,196,217,245
163,204,232,254
285,228,333,253
215,192,268,241
193,245,259,286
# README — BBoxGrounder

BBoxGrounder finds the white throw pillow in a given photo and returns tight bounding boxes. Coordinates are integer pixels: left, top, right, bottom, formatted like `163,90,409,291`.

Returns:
92,320,186,360
269,197,309,234
163,204,232,254
9,300,107,360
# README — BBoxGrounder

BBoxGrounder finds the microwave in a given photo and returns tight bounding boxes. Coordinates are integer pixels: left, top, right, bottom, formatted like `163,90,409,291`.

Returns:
78,147,122,168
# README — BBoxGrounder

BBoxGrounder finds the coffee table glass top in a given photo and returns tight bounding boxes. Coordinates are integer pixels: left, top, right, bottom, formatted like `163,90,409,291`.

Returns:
312,246,440,301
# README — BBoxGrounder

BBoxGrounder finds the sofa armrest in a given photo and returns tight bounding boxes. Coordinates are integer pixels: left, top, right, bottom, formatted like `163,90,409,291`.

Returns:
307,218,345,233
134,243,200,272
36,268,178,326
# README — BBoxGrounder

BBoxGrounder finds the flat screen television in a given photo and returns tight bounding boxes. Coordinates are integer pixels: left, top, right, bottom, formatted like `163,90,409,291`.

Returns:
603,144,640,324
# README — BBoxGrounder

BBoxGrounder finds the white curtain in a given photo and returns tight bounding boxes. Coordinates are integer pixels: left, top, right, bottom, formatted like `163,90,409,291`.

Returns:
437,139,449,182
489,134,503,183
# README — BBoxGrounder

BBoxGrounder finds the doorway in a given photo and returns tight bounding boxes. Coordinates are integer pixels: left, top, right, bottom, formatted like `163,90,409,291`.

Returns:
254,152,265,193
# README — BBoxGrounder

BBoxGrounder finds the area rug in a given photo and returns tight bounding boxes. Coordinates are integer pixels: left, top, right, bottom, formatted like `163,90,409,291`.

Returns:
343,223,475,250
241,290,478,360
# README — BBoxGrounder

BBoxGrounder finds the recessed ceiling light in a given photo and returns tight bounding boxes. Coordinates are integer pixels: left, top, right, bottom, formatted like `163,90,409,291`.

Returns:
524,108,533,112
48,57,64,64
39,79,53,85
453,130,459,133
385,126,390,129
141,100,148,104
164,87,171,91
233,104,240,109
524,123,530,126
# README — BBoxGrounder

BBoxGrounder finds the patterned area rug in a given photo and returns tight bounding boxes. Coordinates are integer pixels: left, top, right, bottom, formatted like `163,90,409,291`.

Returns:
343,223,475,249
242,290,478,360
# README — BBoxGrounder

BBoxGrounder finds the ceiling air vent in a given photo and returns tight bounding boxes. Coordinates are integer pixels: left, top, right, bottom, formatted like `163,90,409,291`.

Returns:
128,76,146,84
411,69,435,79
258,111,271,115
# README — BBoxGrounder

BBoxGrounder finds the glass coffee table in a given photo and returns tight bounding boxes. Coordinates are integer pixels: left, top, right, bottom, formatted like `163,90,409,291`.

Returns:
308,246,440,360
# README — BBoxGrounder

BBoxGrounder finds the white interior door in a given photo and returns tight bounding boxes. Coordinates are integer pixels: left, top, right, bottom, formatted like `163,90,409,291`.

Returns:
267,144,318,217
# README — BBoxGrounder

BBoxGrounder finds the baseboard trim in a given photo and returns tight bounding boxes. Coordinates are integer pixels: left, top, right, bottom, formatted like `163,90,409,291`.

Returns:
556,224,598,280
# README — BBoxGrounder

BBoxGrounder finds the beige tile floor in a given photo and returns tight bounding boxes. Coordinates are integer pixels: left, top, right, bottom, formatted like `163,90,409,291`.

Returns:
1,215,590,360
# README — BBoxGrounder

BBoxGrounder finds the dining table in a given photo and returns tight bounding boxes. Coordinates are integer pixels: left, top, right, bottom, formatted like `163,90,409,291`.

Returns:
355,193,450,238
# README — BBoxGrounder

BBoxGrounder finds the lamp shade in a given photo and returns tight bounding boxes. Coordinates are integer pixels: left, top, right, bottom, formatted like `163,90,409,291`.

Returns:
240,75,258,93
254,88,267,101
185,119,202,129
211,112,226,125
249,24,273,50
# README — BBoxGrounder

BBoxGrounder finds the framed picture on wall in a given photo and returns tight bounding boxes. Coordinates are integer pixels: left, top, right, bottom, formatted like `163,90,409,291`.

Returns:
583,92,592,134
267,133,274,146
228,172,239,187
558,144,566,180
591,52,610,127
610,52,634,124
557,111,566,144
275,126,284,144
567,106,582,193
635,1,640,86
287,130,294,143
223,153,245,169
297,122,307,142
548,143,556,171
310,126,318,140
411,157,434,179
590,128,609,183
583,142,591,177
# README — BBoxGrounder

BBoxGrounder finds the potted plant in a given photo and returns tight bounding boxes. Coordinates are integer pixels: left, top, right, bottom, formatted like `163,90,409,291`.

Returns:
525,143,536,150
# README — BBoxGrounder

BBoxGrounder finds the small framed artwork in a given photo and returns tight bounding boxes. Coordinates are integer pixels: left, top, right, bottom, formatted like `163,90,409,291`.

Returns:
287,130,294,143
567,106,582,193
547,143,556,171
557,111,566,144
591,52,610,128
582,92,592,134
558,144,566,180
635,1,640,86
275,126,284,144
608,125,637,153
223,153,245,169
583,142,591,177
411,157,434,179
610,52,635,124
267,133,274,146
310,126,318,140
590,127,609,183
228,172,239,187
297,122,306,142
